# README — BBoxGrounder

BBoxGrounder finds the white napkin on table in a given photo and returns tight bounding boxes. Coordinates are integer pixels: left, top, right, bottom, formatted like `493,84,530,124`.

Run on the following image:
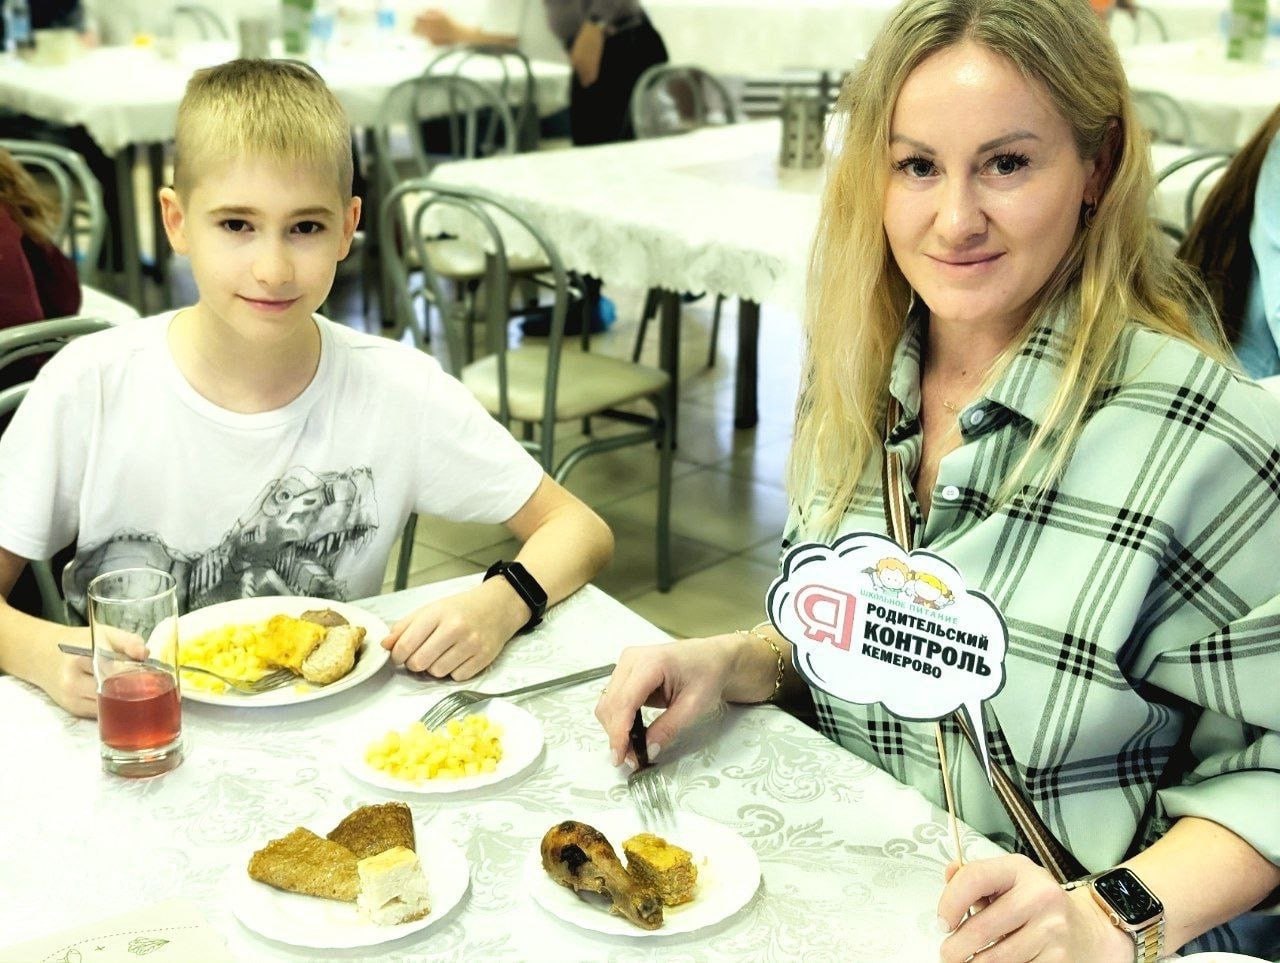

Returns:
0,898,235,963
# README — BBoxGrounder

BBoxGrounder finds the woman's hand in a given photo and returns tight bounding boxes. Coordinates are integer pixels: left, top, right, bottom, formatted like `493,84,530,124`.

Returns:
594,635,744,766
413,9,463,45
937,856,1133,962
570,22,605,87
382,579,527,680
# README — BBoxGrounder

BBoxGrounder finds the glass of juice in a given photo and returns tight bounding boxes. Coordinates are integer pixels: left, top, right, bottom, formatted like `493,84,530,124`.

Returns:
88,568,183,777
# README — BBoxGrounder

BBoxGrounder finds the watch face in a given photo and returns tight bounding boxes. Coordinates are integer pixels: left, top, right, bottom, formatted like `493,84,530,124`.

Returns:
1094,869,1162,926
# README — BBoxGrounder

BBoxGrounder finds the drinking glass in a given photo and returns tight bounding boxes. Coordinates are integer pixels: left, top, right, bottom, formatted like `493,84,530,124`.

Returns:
88,568,183,777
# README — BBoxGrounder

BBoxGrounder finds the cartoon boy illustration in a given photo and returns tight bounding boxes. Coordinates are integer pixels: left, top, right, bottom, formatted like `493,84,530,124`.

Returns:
866,556,912,597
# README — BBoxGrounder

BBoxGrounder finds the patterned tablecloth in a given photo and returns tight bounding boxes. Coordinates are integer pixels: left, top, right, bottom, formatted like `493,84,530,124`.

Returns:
0,577,1006,962
0,40,570,155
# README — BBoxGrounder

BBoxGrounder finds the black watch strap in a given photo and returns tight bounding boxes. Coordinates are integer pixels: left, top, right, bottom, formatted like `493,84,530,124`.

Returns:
484,560,547,633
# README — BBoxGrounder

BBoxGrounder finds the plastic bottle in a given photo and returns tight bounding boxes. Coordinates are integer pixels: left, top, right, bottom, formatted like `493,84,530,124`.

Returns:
310,0,337,61
4,0,33,54
375,0,396,45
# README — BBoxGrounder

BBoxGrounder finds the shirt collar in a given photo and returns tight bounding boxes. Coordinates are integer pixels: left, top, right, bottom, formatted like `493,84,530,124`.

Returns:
886,297,1074,435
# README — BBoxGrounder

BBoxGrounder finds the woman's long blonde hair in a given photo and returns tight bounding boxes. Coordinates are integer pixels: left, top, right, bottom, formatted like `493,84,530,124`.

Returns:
789,0,1230,534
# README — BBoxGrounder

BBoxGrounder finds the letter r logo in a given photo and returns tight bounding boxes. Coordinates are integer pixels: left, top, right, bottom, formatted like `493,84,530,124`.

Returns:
793,584,857,651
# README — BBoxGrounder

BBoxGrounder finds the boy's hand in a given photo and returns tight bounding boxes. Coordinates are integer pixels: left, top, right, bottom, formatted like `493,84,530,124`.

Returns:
381,579,528,680
43,627,97,718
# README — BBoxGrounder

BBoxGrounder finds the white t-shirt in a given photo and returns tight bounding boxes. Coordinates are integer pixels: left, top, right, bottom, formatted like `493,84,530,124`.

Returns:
0,312,544,616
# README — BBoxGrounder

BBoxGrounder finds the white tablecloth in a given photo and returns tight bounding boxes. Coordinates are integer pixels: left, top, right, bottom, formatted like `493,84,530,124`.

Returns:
429,119,821,311
1122,39,1280,149
0,577,1006,961
0,40,571,155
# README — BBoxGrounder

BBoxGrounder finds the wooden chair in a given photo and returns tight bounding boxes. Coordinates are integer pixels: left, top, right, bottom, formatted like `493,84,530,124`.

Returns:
382,180,675,591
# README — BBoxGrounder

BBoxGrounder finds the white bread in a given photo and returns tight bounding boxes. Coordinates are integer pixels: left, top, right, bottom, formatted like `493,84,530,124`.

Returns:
301,624,366,684
356,846,431,925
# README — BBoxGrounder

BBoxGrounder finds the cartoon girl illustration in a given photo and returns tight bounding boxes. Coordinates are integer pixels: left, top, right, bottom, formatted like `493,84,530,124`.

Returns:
865,556,912,597
907,572,955,609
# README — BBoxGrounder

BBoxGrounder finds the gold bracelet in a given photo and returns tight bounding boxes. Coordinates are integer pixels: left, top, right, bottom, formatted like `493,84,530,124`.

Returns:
737,620,784,703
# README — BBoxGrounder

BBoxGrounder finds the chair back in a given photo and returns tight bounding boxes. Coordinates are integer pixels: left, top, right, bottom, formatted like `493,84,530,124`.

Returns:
0,315,109,625
1132,90,1195,146
0,139,105,285
739,69,841,120
381,179,569,441
1155,149,1235,228
425,44,540,151
0,315,113,377
372,74,517,197
630,64,740,139
174,4,229,39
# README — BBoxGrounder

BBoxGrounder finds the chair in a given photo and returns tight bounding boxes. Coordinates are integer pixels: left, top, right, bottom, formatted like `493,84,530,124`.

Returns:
174,4,229,40
381,180,674,591
1156,149,1235,228
0,139,106,286
372,75,547,352
739,69,842,120
628,65,741,370
1132,90,1195,146
0,316,112,624
423,45,540,152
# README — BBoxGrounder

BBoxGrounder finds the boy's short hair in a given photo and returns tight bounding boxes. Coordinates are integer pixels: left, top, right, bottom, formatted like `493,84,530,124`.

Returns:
173,59,353,200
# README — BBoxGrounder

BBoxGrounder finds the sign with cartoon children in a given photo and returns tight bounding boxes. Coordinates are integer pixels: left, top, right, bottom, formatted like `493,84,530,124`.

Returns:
767,532,1009,779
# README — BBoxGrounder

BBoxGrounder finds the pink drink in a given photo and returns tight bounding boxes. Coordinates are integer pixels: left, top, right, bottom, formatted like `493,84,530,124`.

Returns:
98,670,181,751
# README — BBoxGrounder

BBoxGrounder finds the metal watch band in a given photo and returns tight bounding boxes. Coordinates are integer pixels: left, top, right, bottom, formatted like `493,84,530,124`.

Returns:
1134,919,1163,963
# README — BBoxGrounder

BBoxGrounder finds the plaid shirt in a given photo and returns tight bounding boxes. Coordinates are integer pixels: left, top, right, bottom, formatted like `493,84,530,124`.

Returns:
785,305,1280,955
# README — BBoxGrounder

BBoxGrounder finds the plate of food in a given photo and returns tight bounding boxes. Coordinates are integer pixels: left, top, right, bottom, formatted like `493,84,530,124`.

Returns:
342,698,545,795
177,596,390,706
525,811,761,937
229,801,469,949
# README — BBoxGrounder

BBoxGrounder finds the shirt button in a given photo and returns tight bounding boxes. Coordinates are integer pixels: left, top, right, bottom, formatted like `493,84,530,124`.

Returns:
941,485,961,501
968,408,986,427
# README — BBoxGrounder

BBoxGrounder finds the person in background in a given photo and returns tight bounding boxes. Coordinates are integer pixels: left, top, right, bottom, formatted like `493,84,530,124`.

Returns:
0,59,614,719
595,0,1280,958
414,0,668,146
1178,104,1280,378
0,147,81,329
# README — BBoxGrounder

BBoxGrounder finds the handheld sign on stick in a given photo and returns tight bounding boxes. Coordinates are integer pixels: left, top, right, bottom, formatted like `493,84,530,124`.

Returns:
767,533,1009,864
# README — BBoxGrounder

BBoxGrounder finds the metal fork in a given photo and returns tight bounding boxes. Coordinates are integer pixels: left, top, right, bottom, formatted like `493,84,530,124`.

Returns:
58,644,298,695
627,709,677,831
417,662,615,730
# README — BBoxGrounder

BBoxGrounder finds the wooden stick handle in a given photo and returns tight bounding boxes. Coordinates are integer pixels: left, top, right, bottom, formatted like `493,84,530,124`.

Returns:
935,721,965,867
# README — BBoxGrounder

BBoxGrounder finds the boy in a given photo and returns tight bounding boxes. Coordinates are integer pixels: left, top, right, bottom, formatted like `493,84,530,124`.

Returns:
0,59,613,718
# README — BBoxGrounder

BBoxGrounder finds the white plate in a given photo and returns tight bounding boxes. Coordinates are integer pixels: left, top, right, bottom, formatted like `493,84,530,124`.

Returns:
525,811,761,937
342,698,545,795
177,596,390,707
229,824,469,949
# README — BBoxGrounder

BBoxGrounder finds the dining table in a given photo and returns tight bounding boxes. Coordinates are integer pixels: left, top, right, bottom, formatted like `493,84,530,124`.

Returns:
0,39,572,312
1121,39,1280,149
0,574,1009,962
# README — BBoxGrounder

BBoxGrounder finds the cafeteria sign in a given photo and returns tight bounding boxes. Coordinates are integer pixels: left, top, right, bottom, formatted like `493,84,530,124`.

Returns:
766,532,1008,780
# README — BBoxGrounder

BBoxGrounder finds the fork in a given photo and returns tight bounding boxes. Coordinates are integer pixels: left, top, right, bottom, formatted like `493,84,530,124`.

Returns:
417,662,615,730
627,709,677,831
58,644,298,695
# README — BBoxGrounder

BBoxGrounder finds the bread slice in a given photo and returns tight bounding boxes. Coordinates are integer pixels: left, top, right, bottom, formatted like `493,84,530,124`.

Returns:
357,846,431,925
623,833,697,906
247,827,359,902
301,624,366,684
326,802,415,860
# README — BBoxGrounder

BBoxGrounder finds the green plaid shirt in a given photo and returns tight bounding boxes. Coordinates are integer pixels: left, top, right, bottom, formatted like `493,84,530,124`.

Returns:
785,306,1280,955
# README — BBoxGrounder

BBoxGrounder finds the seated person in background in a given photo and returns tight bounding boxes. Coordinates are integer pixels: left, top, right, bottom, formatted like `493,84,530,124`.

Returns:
1178,104,1280,378
0,147,81,329
596,0,1280,958
414,0,667,146
0,59,613,719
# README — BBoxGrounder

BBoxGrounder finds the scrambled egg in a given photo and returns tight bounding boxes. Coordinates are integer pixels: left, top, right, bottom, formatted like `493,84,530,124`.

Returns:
365,714,504,782
179,615,326,692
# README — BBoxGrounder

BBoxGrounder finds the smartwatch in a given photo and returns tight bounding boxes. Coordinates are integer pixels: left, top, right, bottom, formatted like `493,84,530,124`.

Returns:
1066,868,1164,963
484,560,547,633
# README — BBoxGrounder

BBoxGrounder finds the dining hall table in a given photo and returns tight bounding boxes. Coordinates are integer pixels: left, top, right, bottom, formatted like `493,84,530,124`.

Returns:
0,39,572,312
0,574,1008,962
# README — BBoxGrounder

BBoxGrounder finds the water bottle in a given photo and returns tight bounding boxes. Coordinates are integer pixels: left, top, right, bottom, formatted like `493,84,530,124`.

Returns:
375,0,396,45
310,0,337,61
4,0,33,54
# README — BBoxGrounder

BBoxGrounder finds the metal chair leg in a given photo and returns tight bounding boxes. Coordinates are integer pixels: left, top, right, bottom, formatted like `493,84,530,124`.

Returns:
632,287,660,362
394,514,418,591
706,294,725,369
655,389,675,592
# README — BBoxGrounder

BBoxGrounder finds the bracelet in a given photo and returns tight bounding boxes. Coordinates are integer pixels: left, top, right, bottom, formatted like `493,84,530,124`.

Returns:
737,621,785,703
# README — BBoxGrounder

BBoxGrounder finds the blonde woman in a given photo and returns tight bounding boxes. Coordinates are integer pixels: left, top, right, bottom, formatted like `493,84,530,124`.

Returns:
596,0,1280,958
